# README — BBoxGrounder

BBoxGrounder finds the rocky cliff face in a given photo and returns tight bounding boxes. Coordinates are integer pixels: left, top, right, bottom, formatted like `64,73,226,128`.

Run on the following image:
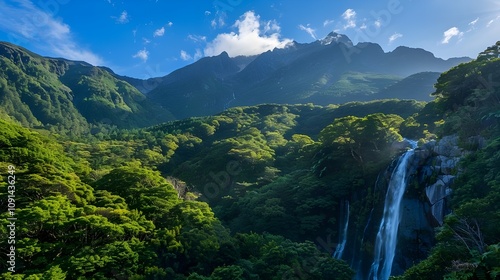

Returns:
350,136,471,278
419,135,468,225
393,135,472,274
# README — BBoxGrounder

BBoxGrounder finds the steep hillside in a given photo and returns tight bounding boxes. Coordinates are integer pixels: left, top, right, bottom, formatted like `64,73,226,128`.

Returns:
148,51,239,120
146,32,470,119
0,37,470,123
377,71,442,101
401,41,500,280
0,42,498,279
58,62,174,128
0,42,90,135
0,42,174,135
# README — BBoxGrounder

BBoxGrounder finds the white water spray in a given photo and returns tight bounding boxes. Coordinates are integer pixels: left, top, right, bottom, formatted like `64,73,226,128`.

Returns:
333,200,349,259
369,140,417,280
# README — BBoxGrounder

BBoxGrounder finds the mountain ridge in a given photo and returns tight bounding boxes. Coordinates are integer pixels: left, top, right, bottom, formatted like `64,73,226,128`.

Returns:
0,33,472,125
145,33,471,118
0,41,175,135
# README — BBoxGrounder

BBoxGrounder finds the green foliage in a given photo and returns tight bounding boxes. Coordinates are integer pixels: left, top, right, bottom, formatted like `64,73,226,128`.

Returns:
477,41,500,61
60,64,174,128
210,265,244,280
319,113,403,167
1,98,413,279
327,71,401,97
402,44,500,279
0,42,173,136
450,138,500,244
0,51,90,136
3,41,497,279
5,40,500,280
431,51,500,138
94,167,180,227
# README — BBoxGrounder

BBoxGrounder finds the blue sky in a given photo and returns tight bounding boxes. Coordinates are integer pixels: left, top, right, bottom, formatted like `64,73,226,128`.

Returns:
0,0,499,79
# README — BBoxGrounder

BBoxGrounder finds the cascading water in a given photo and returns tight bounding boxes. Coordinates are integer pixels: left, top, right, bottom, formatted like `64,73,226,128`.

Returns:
223,92,236,110
369,140,417,280
333,200,349,259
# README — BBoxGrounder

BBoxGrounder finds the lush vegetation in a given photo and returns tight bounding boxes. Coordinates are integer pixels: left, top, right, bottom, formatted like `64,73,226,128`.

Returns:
0,42,173,137
398,42,500,280
147,36,467,119
0,41,499,279
0,95,426,279
0,118,356,279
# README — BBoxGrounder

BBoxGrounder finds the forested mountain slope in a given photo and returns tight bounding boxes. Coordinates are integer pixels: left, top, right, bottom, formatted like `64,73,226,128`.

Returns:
0,36,470,127
0,40,498,279
0,42,174,136
146,33,470,119
400,41,500,280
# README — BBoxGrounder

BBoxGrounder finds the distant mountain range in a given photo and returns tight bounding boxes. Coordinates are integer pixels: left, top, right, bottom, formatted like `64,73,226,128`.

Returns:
0,33,471,129
140,32,470,119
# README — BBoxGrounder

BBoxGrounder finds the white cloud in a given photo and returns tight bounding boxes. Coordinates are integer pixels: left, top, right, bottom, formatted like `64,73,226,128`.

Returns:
187,34,207,43
469,18,479,26
0,0,103,65
180,50,191,61
467,17,479,32
263,20,280,34
211,12,227,29
133,48,149,62
342,9,357,29
487,15,500,27
205,11,211,16
298,24,317,40
374,19,382,28
388,33,403,44
180,49,202,61
441,27,463,44
204,11,293,57
218,16,226,28
153,27,165,37
167,21,173,27
116,10,129,24
194,49,203,60
323,19,334,27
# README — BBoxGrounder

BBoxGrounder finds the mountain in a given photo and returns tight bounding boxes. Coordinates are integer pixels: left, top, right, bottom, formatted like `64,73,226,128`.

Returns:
0,41,174,135
383,46,469,76
0,34,471,127
377,71,442,100
146,32,471,119
1,40,498,279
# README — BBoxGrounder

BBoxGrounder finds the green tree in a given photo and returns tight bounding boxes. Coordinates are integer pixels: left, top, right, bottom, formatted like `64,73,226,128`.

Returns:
93,166,180,227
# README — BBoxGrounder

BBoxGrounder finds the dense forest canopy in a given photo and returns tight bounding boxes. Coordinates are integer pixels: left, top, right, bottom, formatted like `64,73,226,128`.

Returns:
0,41,499,279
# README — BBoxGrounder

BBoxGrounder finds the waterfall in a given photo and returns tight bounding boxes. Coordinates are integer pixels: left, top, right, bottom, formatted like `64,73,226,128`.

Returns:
360,208,374,248
333,200,350,259
223,92,236,110
369,140,417,280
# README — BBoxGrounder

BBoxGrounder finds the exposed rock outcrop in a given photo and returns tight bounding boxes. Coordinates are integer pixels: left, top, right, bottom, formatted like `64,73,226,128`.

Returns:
420,135,466,225
393,135,467,274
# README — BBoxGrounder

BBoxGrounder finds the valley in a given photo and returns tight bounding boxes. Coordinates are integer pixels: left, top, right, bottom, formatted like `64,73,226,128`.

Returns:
0,35,499,280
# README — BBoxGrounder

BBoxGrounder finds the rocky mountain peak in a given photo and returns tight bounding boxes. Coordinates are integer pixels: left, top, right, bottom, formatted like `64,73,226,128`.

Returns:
320,32,353,47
